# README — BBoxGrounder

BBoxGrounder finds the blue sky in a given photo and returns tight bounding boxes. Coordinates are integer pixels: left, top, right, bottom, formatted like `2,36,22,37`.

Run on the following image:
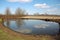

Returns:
0,0,60,15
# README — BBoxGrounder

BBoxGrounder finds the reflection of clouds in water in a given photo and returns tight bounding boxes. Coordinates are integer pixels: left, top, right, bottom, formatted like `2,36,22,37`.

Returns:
34,24,50,28
17,29,32,33
47,22,58,24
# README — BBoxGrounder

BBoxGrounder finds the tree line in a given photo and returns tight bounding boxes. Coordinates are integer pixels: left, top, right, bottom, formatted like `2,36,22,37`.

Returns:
5,8,28,16
1,7,57,16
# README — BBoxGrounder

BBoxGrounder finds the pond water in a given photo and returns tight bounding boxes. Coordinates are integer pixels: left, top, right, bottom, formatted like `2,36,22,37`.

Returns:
4,19,60,35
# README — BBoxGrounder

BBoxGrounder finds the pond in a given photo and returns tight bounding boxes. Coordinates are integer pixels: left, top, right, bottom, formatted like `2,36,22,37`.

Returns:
4,19,60,35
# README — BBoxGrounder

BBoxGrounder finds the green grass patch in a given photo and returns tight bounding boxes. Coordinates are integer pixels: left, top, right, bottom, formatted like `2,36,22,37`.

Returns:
0,18,2,23
0,29,25,40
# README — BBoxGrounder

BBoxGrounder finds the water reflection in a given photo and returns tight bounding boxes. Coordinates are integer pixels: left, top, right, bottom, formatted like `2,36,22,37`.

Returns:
58,23,60,35
5,19,10,27
17,28,32,34
4,19,60,35
16,19,25,27
34,24,50,28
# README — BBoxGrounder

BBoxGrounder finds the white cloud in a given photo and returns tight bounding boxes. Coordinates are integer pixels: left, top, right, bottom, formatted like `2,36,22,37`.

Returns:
19,0,32,2
34,3,50,8
6,0,32,2
7,0,17,2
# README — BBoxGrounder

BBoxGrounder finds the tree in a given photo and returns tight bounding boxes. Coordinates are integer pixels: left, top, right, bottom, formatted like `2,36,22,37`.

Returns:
34,12,40,16
5,8,11,26
15,8,25,16
44,12,48,15
5,8,11,15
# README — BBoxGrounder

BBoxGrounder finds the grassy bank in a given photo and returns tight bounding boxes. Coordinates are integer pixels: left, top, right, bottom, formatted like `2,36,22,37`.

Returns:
0,28,57,40
0,18,2,23
0,29,25,40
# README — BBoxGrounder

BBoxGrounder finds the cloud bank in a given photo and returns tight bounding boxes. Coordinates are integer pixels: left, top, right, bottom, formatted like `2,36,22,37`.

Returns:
6,0,32,2
34,3,50,8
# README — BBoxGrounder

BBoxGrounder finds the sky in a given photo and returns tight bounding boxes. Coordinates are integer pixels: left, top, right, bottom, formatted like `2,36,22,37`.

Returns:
0,0,60,15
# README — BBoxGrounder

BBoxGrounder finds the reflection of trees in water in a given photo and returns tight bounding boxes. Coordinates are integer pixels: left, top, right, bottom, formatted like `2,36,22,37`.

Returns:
6,19,10,27
59,23,60,35
16,19,25,27
57,23,60,35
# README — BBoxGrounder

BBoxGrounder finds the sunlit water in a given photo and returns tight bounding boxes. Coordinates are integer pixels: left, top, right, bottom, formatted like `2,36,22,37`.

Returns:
4,19,60,35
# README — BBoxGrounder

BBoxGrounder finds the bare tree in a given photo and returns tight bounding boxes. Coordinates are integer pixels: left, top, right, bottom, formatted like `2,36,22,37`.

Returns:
34,12,40,16
15,8,25,16
25,13,29,15
5,8,11,15
44,12,48,15
5,8,11,26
